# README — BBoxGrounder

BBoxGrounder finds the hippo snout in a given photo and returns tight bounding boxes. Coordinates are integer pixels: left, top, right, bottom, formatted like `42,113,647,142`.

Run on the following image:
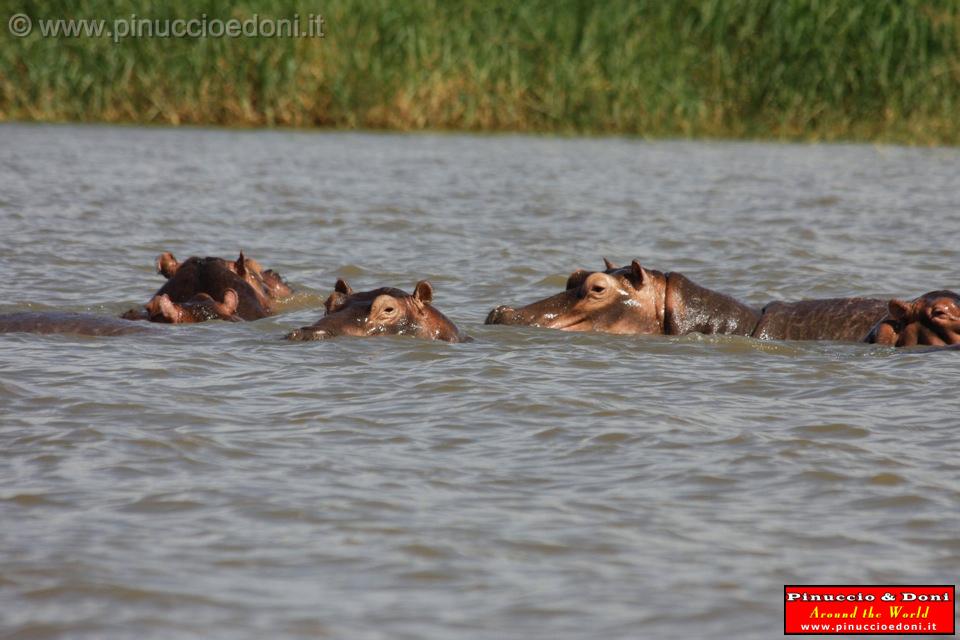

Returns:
485,306,518,325
285,328,330,341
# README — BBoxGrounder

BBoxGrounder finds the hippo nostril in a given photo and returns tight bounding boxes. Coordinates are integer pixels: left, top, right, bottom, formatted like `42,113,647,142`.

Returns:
286,328,329,341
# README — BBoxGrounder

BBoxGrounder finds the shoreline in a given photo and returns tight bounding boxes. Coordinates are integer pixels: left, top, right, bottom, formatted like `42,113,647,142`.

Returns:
2,118,958,149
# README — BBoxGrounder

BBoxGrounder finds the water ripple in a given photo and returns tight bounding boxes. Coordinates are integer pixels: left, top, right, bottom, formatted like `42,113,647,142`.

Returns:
0,125,958,640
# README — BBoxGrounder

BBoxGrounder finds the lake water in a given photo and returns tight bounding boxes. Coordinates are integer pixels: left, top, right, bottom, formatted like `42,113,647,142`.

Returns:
1,123,958,639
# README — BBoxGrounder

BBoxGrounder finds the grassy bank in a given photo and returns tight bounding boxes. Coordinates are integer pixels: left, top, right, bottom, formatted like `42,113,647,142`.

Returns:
2,0,960,143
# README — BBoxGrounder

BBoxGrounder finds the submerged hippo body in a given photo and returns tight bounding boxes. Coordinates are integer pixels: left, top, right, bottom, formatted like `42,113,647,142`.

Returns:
0,312,155,336
752,298,889,342
286,279,467,343
485,259,759,336
865,290,960,347
124,251,292,323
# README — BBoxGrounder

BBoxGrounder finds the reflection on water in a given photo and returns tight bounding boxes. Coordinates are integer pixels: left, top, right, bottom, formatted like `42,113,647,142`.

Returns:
1,124,958,640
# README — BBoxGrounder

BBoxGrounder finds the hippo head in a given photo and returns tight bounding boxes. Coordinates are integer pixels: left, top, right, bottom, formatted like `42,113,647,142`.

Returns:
867,290,960,347
286,278,464,342
147,252,280,320
485,258,668,334
145,289,240,323
156,251,292,301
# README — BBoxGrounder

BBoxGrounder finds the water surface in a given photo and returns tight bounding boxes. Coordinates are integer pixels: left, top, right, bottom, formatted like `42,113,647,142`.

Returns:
1,124,958,639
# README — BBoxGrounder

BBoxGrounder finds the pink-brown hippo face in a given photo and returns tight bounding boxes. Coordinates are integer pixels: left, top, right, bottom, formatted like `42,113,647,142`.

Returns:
123,251,289,323
485,259,668,334
144,289,241,324
138,252,276,321
286,279,465,342
156,251,293,301
867,290,960,347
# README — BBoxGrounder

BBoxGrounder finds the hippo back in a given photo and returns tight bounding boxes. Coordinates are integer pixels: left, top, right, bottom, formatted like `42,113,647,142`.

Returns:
663,273,760,336
0,312,155,336
752,298,888,342
911,343,960,353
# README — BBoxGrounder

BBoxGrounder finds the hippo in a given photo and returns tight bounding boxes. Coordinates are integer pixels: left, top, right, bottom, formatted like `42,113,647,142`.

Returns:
751,298,889,341
155,251,294,301
485,258,760,336
0,312,155,336
143,289,241,323
123,251,291,322
286,278,467,342
865,290,960,347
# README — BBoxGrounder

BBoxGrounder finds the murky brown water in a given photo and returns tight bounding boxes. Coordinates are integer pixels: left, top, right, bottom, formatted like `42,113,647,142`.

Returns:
1,124,958,639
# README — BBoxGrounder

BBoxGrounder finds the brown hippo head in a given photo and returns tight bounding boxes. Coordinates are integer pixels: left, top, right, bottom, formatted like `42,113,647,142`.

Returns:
155,251,293,301
161,254,270,320
486,258,760,336
866,290,960,347
144,289,241,324
485,259,668,334
286,278,466,342
127,251,287,321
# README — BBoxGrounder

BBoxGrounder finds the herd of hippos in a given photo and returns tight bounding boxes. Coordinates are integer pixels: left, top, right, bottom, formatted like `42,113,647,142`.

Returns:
0,251,958,352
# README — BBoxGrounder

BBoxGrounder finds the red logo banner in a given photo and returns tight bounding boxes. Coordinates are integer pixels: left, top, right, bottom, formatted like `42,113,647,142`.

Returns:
784,585,955,635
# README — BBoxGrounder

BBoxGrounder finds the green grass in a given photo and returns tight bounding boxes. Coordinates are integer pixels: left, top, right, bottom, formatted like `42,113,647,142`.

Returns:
2,0,960,143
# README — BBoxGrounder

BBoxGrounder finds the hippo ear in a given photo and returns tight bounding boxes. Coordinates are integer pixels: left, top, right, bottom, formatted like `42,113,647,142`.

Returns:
156,252,179,278
413,280,434,304
888,299,912,323
566,269,589,290
221,289,239,313
603,257,618,270
630,260,650,287
235,250,248,277
325,291,347,313
334,278,353,296
157,295,181,323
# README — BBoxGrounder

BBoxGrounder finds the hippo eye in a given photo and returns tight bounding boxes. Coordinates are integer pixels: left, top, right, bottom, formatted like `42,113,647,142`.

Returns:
590,283,607,295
